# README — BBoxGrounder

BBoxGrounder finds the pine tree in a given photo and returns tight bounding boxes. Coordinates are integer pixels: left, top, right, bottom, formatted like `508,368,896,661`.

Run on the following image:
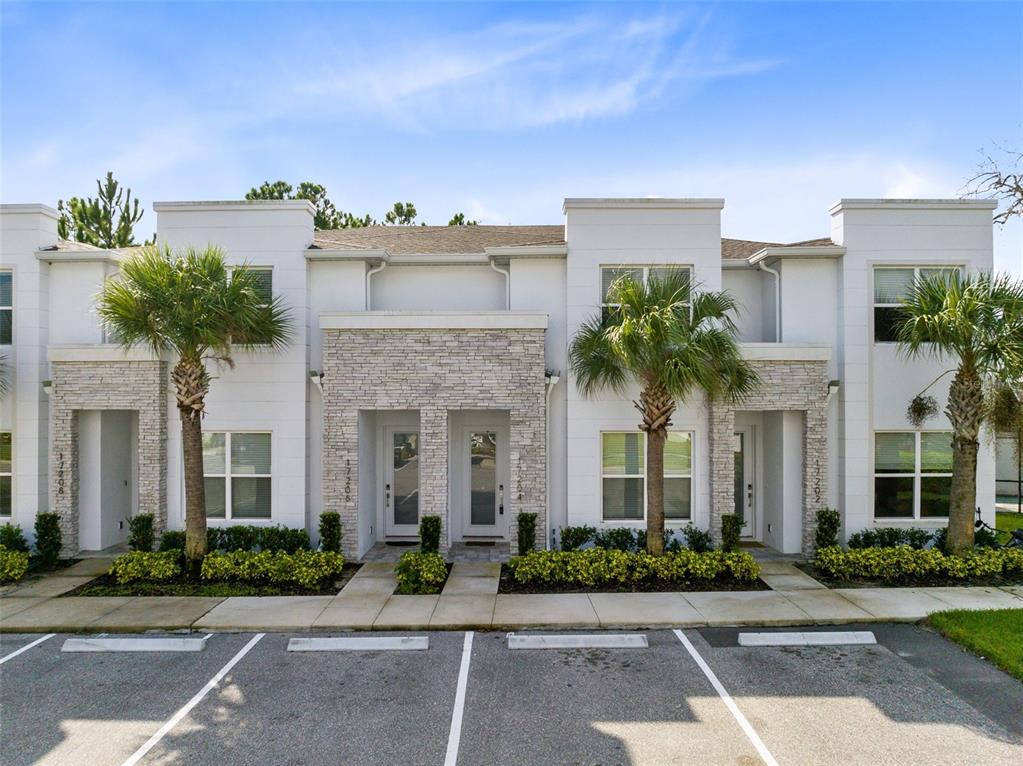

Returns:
57,172,146,248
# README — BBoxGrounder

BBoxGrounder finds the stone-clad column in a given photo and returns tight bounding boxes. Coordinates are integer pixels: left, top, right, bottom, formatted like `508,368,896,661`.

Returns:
708,401,735,546
510,402,546,550
419,407,450,552
802,404,829,555
50,405,79,555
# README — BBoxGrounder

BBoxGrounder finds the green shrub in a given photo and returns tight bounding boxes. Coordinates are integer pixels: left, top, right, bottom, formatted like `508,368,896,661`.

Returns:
0,523,29,553
159,530,186,552
0,546,29,583
34,513,62,568
259,526,310,553
109,550,182,584
721,514,741,553
517,513,538,555
222,525,259,552
507,549,761,588
559,525,596,551
973,527,1001,549
814,545,1022,584
636,528,677,553
319,512,342,553
420,515,441,554
814,508,841,551
848,527,933,550
682,523,714,553
394,551,447,594
201,550,345,589
127,513,155,552
594,527,640,552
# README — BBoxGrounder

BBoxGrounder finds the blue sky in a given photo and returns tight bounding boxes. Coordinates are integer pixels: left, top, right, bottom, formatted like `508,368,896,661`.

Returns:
2,1,1020,272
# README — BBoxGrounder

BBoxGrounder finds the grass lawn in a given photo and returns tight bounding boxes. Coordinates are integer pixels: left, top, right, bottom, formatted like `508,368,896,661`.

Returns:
996,511,1022,542
927,608,1023,682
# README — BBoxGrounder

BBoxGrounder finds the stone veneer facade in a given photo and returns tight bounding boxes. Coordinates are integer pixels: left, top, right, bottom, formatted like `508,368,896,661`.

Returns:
321,328,548,559
709,359,831,555
49,361,168,555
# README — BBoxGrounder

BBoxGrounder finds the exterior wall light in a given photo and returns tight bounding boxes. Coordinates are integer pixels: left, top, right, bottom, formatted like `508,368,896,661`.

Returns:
827,380,841,397
41,379,53,395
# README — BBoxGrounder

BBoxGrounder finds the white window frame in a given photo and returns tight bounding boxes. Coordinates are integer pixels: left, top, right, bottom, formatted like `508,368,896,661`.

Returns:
0,430,11,518
227,266,274,346
600,265,692,313
203,431,272,521
0,269,12,346
873,430,953,520
872,265,963,343
600,430,694,524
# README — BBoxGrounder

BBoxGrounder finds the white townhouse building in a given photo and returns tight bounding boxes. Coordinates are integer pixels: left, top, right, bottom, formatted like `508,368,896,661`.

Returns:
0,197,999,559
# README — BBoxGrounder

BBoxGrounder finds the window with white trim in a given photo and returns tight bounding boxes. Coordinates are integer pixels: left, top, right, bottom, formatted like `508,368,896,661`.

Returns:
203,432,271,519
601,431,692,521
0,431,11,517
0,271,12,345
600,265,691,323
873,266,962,342
874,431,952,519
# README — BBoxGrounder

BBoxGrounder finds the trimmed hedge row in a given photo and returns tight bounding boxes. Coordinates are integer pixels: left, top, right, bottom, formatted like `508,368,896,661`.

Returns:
108,549,345,589
508,549,760,588
815,545,1023,583
0,546,30,584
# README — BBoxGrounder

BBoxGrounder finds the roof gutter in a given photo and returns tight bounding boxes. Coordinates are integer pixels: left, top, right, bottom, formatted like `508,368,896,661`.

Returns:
488,258,511,309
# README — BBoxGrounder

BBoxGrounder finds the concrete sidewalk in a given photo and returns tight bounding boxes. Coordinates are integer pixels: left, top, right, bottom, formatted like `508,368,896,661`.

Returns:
2,583,1020,633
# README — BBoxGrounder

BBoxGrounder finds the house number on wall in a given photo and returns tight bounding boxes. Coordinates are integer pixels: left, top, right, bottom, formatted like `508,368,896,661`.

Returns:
57,453,65,495
344,459,352,503
814,458,821,504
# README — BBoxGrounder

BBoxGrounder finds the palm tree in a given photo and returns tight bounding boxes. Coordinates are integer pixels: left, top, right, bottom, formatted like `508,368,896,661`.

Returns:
97,246,291,571
569,269,758,554
897,271,1023,553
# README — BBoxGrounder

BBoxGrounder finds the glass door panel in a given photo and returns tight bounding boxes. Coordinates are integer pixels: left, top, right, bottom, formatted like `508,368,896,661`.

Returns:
391,431,419,527
469,431,497,527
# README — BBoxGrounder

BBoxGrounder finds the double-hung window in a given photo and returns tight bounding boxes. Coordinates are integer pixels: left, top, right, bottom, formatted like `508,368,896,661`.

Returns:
601,431,692,521
0,271,12,345
874,431,952,519
203,432,272,520
0,431,11,517
873,266,961,342
601,265,691,323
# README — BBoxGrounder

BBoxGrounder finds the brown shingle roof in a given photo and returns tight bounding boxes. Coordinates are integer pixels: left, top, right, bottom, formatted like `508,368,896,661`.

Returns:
311,225,835,259
312,225,565,254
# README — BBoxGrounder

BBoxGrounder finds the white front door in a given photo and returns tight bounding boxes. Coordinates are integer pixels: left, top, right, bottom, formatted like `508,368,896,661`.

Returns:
384,427,420,536
734,429,756,538
461,425,508,537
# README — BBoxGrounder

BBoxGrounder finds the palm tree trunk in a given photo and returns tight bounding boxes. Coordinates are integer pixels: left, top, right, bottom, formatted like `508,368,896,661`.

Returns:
172,359,210,576
945,365,984,554
646,427,666,555
637,382,675,556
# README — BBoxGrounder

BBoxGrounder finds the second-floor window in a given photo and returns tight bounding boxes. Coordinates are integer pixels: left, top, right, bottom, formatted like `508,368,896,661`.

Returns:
873,266,961,343
231,267,273,344
601,265,691,324
0,271,12,345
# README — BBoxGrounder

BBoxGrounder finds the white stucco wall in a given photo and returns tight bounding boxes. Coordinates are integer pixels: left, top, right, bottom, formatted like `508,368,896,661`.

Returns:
832,200,997,537
722,267,766,342
371,264,505,311
564,200,723,532
156,201,314,532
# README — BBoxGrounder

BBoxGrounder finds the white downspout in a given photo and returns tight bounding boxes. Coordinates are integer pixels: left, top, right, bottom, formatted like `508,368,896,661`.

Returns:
544,372,560,550
757,261,782,342
365,261,387,310
489,258,511,309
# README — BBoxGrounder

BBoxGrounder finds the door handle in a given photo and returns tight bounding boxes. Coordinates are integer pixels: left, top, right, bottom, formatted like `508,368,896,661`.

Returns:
385,483,391,508
499,484,504,515
747,483,753,507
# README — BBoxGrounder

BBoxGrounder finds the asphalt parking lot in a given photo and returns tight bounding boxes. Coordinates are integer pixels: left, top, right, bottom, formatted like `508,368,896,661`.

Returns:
1,625,1021,766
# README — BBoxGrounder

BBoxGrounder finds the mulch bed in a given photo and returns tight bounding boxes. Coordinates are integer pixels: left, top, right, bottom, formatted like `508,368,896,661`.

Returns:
498,565,770,594
795,562,1023,589
62,562,362,598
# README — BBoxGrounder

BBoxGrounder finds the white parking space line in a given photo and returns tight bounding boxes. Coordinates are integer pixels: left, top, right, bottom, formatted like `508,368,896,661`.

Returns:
0,633,56,665
673,629,779,766
738,631,876,647
444,631,474,766
62,637,207,653
507,633,648,650
120,633,265,766
287,636,429,651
